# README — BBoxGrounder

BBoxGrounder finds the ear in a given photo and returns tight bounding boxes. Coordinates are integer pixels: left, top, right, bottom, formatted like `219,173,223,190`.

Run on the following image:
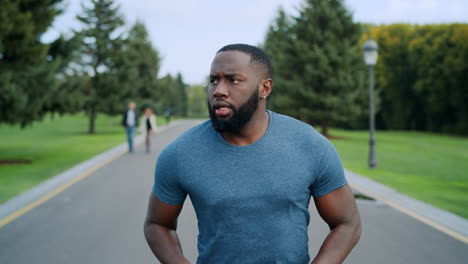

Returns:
259,78,272,99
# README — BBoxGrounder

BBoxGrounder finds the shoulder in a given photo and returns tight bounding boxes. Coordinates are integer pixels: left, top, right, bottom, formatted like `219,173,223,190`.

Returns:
160,120,212,155
270,111,334,152
177,120,211,140
271,112,313,131
271,111,325,140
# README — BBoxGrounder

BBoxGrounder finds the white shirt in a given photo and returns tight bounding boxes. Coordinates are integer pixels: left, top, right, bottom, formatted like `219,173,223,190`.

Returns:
126,110,136,127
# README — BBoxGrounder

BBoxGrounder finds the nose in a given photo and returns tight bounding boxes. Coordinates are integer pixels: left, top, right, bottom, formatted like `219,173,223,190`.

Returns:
213,81,229,98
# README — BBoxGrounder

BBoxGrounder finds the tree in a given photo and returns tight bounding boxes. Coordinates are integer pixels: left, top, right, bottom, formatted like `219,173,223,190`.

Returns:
263,8,298,115
157,73,189,117
0,0,63,127
76,0,125,133
264,0,366,136
44,34,87,116
363,24,421,130
186,84,208,117
115,22,162,112
363,24,468,135
173,73,188,117
409,24,468,134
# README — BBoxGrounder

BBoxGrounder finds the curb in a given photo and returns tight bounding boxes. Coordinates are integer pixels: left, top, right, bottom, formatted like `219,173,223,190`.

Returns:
346,169,468,244
0,121,182,227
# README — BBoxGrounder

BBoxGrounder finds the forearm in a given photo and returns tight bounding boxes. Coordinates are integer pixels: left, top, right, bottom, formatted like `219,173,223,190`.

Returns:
144,222,189,264
311,222,361,264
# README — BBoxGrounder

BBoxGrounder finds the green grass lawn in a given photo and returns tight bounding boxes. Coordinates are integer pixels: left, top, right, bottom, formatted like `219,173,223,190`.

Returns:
0,113,167,204
328,128,468,219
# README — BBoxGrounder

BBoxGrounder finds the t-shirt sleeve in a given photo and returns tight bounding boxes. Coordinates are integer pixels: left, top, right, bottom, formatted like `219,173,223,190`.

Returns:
310,139,348,197
152,145,187,205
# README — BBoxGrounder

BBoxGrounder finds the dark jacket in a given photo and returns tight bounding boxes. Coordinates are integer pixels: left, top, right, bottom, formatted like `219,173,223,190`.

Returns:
122,110,138,127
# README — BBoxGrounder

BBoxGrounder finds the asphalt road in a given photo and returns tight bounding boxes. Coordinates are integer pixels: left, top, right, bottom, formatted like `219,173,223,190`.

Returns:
0,120,467,263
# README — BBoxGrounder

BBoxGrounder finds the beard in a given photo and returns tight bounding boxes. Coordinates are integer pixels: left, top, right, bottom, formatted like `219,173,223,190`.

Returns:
208,89,259,134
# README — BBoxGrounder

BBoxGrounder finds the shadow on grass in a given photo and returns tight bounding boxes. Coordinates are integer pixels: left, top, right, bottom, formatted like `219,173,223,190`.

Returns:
76,130,124,136
324,134,345,140
0,159,32,165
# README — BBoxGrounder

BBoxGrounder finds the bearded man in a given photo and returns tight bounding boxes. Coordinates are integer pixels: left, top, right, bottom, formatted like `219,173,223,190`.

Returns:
144,44,361,264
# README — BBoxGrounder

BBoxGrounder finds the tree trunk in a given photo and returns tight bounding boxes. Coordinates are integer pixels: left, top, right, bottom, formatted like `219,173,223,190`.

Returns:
89,72,99,134
321,120,329,137
88,105,96,134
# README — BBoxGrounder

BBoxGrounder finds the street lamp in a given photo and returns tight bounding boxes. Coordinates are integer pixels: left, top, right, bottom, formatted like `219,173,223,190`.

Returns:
363,39,378,168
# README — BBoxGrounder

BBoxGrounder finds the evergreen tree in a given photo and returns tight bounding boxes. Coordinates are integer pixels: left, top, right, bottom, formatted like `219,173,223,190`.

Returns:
265,0,366,136
157,73,188,117
174,73,188,117
116,22,161,112
263,8,297,115
44,34,86,115
76,0,125,133
158,74,175,113
0,0,63,127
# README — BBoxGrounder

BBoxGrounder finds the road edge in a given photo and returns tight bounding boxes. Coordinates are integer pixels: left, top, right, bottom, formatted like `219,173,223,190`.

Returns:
346,169,468,244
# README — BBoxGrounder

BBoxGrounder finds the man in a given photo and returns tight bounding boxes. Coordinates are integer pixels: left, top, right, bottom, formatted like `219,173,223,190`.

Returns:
122,101,137,153
144,44,361,263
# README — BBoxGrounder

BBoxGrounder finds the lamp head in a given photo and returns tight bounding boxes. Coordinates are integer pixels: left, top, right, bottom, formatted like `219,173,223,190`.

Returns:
363,39,378,66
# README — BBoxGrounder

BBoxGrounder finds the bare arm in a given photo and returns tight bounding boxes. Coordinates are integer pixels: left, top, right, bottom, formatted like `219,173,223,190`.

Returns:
144,193,190,264
311,184,361,264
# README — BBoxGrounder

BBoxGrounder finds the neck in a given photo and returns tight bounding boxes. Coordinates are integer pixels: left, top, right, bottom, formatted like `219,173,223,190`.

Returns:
221,107,269,146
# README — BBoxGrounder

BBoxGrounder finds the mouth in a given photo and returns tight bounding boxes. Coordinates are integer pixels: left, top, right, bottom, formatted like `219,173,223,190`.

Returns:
213,101,233,118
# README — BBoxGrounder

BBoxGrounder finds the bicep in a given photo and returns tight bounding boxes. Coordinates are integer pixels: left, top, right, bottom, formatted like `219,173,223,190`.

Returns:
313,184,359,229
145,193,184,230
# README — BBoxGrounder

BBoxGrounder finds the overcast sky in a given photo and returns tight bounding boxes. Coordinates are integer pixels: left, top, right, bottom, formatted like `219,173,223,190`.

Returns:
43,0,468,85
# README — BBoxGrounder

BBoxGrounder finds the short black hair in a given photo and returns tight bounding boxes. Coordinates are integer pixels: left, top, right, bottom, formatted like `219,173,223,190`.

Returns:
217,43,272,78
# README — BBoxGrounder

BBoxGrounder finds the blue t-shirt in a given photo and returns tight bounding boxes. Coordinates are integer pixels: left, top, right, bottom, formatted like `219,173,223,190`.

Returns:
153,111,347,263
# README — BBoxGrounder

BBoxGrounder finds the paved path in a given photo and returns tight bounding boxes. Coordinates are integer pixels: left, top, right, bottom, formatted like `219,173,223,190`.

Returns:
0,120,467,263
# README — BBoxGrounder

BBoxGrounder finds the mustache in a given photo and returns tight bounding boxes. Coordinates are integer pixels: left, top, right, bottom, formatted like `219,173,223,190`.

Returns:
210,99,236,112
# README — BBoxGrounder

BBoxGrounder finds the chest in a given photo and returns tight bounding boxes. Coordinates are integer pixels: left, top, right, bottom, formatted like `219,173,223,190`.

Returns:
179,144,317,212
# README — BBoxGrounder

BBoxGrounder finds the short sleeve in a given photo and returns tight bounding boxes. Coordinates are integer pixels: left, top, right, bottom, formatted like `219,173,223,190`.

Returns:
310,140,347,197
152,145,187,205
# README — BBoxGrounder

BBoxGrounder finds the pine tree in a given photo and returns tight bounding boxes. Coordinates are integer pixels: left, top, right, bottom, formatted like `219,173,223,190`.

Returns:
44,34,87,115
76,0,125,133
265,0,366,136
174,73,188,117
157,73,188,117
0,0,63,127
116,22,161,112
295,0,366,135
263,8,297,115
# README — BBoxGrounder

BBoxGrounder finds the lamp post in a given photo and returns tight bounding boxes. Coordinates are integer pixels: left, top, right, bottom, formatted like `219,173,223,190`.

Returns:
363,39,378,168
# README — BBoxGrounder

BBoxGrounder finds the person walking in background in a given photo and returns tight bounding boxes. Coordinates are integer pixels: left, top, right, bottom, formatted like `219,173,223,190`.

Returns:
140,107,157,153
122,101,138,153
164,108,172,123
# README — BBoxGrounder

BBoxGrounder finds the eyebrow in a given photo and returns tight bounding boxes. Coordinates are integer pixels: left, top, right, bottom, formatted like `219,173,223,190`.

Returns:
209,73,244,79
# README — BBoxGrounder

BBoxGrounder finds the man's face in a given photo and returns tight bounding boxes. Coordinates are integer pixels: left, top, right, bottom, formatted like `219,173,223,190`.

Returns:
208,51,262,133
129,102,136,110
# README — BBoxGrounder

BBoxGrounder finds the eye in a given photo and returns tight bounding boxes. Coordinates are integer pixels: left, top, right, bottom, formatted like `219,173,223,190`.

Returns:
210,78,218,85
230,78,239,84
